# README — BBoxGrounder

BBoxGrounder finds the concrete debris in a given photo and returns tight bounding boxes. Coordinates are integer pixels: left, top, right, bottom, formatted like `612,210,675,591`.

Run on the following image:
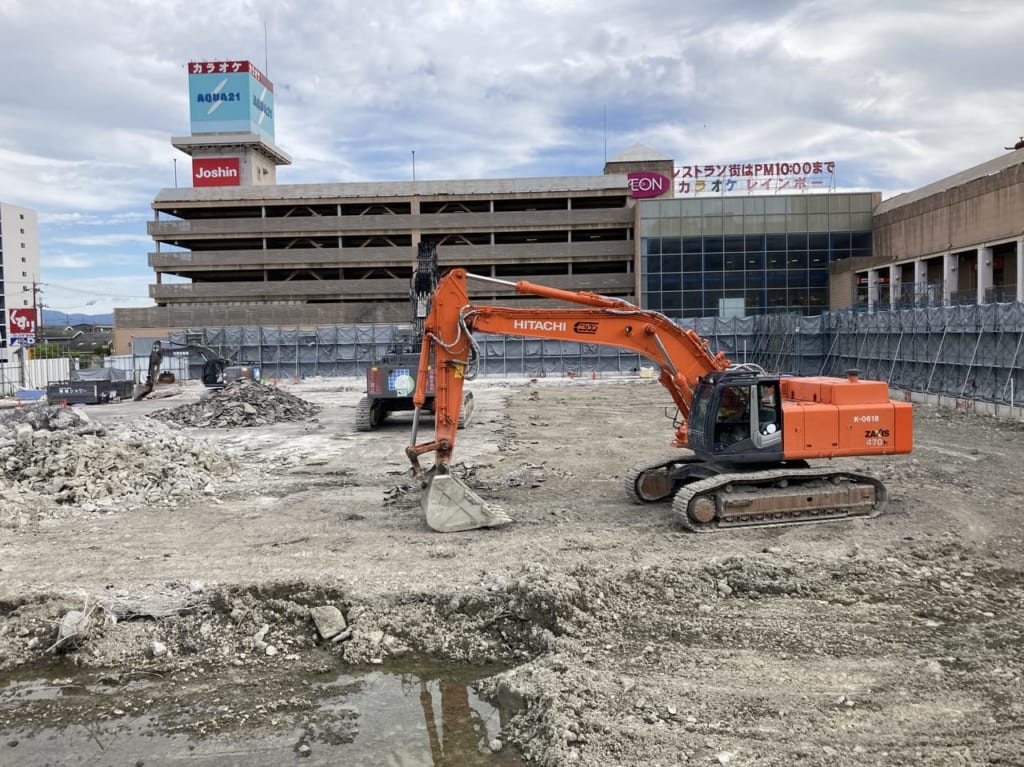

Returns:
0,403,234,519
310,605,347,640
55,610,93,651
0,402,106,437
151,380,321,428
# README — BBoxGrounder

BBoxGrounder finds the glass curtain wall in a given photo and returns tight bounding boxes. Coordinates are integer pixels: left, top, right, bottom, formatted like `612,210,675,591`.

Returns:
640,194,873,318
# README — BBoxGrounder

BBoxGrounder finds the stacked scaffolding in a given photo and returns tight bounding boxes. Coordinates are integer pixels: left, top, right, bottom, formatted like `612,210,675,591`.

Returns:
821,303,1024,403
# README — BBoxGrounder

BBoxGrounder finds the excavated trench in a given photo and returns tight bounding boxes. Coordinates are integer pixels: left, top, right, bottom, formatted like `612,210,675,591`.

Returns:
0,577,566,765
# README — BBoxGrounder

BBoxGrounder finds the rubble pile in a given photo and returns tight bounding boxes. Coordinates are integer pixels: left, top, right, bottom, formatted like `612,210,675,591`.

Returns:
0,404,234,516
152,380,321,428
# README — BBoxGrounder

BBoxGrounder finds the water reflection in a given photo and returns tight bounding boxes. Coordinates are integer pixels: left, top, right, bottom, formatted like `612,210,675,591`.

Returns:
417,677,520,766
0,661,523,766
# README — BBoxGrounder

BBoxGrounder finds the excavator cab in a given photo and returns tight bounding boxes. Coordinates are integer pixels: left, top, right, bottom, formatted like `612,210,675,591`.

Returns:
688,373,783,464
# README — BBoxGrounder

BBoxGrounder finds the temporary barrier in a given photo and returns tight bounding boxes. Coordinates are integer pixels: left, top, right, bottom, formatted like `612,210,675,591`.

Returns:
6,302,1021,406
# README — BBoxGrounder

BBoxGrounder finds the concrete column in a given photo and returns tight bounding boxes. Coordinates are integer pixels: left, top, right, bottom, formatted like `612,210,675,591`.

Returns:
977,246,994,305
410,198,421,247
889,264,901,310
943,252,956,305
867,269,879,312
1017,239,1024,302
914,259,929,306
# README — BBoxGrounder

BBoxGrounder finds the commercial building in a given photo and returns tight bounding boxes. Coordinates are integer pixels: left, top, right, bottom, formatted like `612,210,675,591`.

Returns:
112,62,662,352
639,192,877,318
832,148,1024,310
113,172,647,352
0,202,41,358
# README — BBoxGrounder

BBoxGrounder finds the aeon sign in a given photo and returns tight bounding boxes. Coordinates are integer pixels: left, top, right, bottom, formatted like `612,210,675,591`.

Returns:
193,157,241,187
627,171,670,199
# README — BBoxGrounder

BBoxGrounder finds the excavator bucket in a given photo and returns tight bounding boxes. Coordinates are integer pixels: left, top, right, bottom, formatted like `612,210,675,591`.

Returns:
422,473,512,533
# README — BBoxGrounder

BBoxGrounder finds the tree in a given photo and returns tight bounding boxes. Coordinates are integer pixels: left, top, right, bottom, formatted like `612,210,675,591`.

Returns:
31,343,63,360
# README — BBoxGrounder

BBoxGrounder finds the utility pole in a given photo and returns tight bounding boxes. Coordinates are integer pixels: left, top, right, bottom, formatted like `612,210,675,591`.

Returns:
32,282,42,342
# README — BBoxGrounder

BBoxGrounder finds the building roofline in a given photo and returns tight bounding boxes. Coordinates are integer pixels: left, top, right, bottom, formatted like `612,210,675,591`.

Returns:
877,148,1024,214
171,133,293,166
153,174,631,202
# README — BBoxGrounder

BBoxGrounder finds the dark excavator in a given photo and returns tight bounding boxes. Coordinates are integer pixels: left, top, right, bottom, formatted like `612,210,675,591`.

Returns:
356,242,474,430
133,340,259,400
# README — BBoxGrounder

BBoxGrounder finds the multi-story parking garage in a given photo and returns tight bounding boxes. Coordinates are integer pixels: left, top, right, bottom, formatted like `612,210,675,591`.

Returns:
111,173,645,352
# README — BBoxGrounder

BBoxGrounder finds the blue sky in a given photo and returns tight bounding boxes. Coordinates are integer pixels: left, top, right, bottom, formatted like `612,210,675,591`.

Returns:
1,0,1023,316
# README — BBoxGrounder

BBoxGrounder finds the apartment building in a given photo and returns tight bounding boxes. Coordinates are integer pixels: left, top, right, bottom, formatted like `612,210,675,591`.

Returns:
0,202,41,357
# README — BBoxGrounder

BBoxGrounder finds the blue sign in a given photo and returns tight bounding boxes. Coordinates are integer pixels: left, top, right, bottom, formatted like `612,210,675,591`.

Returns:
188,61,275,139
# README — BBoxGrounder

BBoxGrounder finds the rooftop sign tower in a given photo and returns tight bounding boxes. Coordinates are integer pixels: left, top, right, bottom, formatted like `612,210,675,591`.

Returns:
171,60,291,188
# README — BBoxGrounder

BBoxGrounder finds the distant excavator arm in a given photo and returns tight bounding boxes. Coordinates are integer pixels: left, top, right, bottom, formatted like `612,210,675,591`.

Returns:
406,269,730,477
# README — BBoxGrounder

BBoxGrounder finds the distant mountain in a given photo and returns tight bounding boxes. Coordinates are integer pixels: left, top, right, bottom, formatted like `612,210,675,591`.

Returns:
41,310,115,326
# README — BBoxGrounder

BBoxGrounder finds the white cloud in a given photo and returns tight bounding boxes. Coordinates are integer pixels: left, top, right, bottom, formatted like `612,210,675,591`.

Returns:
1,0,1023,315
50,233,152,249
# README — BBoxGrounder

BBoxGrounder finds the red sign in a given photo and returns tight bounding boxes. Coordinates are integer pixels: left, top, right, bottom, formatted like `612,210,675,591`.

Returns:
193,157,241,187
8,308,36,335
627,171,670,199
188,60,274,92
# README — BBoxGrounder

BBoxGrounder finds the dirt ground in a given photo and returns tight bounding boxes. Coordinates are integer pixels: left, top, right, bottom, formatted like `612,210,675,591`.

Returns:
2,375,1024,766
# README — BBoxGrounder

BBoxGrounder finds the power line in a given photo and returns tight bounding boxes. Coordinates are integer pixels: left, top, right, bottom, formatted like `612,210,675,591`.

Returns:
41,282,151,300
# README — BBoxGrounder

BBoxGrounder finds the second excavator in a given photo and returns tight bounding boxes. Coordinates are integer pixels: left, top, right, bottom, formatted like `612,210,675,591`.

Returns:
405,269,913,533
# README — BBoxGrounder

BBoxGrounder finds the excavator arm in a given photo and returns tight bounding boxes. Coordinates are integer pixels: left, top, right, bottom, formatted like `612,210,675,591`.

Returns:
133,341,164,400
405,269,730,531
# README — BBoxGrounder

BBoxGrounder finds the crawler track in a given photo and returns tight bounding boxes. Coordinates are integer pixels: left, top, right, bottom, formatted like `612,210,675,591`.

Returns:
671,467,887,532
622,452,706,504
355,397,382,431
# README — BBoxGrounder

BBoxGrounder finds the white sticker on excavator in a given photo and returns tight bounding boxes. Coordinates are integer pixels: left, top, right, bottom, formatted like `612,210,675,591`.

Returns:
393,374,415,396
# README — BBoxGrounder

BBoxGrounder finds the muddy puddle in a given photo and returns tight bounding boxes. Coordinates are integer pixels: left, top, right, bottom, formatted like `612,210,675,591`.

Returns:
0,660,523,765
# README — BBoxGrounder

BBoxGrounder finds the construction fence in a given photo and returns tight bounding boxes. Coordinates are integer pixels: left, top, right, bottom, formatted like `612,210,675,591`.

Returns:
681,303,1024,405
0,357,73,398
160,327,646,381
156,302,1024,406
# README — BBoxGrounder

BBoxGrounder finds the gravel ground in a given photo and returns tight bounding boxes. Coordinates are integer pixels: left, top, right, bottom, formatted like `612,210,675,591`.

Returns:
1,375,1023,766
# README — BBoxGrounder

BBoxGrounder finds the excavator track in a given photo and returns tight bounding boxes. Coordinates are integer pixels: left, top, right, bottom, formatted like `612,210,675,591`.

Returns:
622,452,705,504
671,467,888,532
355,396,383,431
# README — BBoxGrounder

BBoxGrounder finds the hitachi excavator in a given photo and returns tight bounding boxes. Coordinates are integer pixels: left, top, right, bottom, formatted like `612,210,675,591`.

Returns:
405,269,913,533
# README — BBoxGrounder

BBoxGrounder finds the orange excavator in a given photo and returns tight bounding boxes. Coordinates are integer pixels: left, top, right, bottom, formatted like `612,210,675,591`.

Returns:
406,269,913,533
